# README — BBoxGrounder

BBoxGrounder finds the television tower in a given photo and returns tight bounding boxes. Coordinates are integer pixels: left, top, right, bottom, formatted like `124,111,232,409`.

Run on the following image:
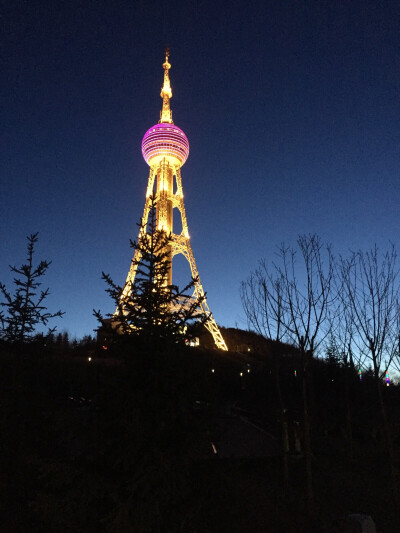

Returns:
119,51,227,351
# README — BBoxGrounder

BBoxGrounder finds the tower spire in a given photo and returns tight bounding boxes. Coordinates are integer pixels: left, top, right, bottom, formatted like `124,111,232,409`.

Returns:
160,48,173,124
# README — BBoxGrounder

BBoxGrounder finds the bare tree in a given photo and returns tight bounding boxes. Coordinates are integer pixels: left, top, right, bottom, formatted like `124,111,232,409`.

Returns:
241,271,290,491
340,245,399,378
241,267,287,342
389,299,400,376
340,244,400,506
242,234,335,516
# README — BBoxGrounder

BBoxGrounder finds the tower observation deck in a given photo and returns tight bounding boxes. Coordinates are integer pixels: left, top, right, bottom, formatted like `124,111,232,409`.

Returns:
119,51,227,351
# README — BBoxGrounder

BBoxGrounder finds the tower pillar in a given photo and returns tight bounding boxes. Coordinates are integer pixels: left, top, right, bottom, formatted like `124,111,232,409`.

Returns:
156,160,174,285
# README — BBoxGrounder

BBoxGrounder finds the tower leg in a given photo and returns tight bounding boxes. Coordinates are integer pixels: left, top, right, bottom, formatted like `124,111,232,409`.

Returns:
184,239,228,351
171,168,228,351
119,167,156,301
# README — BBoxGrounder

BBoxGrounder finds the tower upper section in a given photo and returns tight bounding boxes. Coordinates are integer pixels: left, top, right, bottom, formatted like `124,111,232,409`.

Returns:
141,51,189,168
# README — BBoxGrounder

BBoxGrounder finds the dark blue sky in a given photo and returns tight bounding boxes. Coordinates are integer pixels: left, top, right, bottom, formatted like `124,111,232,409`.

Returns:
1,1,399,339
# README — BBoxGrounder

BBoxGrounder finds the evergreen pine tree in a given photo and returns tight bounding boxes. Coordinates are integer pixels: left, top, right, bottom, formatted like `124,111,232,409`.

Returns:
326,335,341,367
0,233,63,345
95,196,206,348
55,332,63,347
62,331,69,352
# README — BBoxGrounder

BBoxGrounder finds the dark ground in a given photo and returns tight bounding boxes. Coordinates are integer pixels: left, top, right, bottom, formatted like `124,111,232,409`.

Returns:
0,342,398,532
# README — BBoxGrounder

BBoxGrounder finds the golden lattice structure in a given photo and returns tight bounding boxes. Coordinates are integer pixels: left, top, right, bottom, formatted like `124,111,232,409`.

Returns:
119,51,227,351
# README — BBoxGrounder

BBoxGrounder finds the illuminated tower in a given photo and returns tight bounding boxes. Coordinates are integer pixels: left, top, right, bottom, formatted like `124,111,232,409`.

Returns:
120,51,227,351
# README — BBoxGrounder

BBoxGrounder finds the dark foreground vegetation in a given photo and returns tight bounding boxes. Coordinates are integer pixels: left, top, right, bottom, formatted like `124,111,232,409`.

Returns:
0,337,399,532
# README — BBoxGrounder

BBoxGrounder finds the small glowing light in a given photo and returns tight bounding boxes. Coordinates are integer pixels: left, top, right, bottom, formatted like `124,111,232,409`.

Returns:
240,372,243,377
247,369,250,373
88,357,92,362
358,369,362,381
294,370,297,377
211,368,215,373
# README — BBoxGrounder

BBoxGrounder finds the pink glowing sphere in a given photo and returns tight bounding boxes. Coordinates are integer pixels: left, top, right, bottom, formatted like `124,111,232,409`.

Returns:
141,123,189,168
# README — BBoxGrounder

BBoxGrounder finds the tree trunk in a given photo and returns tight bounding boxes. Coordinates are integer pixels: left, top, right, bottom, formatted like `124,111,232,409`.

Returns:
274,353,289,493
344,364,354,461
374,363,399,510
301,348,314,516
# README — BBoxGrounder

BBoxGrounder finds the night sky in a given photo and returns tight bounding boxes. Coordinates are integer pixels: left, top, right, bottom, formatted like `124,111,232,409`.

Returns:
1,1,399,340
